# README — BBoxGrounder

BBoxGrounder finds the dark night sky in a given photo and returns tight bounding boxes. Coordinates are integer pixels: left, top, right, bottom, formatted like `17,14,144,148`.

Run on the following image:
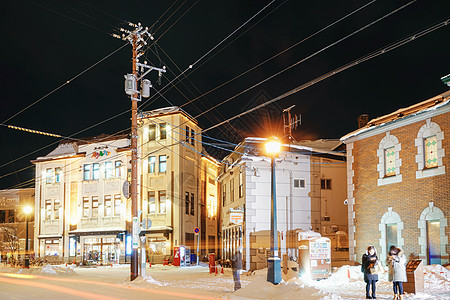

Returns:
1,0,450,189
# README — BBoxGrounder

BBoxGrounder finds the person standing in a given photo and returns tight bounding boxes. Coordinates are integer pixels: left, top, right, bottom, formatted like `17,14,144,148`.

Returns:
362,245,379,299
387,246,407,300
231,246,243,291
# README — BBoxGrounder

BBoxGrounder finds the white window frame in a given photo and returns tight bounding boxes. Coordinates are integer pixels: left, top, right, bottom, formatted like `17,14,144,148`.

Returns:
415,119,445,179
293,178,306,189
377,131,402,186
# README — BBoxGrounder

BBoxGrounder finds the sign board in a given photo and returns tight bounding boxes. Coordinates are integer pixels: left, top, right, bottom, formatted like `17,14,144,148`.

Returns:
194,227,200,234
132,217,139,249
230,211,244,224
122,181,131,199
141,218,152,230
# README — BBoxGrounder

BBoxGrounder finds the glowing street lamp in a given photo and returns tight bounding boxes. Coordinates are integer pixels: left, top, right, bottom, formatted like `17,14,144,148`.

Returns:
23,206,32,268
265,137,282,284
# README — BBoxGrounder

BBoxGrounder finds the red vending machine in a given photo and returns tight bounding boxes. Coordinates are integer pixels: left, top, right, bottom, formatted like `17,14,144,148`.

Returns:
173,246,181,266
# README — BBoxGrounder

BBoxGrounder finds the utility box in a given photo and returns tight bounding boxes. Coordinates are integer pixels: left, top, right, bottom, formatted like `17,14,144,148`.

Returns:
298,236,331,280
404,260,424,294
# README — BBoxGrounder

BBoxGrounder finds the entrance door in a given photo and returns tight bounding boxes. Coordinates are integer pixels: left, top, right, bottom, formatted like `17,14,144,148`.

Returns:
386,223,398,251
427,220,441,265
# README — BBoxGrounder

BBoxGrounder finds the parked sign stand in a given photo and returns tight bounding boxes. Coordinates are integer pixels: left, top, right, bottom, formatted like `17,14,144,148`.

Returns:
194,227,200,265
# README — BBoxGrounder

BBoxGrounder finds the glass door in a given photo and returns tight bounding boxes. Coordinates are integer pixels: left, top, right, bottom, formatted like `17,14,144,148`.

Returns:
427,220,441,265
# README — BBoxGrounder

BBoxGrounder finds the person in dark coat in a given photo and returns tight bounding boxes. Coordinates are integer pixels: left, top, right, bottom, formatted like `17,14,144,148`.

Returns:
231,246,243,291
387,246,407,300
362,245,379,299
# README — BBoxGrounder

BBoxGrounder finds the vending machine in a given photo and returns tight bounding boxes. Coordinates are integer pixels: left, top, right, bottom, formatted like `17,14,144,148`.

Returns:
298,236,331,280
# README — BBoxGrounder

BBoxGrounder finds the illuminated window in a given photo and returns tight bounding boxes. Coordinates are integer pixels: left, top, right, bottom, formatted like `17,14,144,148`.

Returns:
207,194,217,219
54,200,60,220
114,195,121,217
160,123,167,140
424,136,438,169
83,197,89,217
46,168,53,184
92,163,99,180
115,161,122,177
148,191,155,214
159,191,166,214
104,195,112,217
92,196,99,218
105,161,113,178
83,164,91,181
159,155,167,173
148,156,156,173
55,167,61,183
149,124,156,141
384,147,396,177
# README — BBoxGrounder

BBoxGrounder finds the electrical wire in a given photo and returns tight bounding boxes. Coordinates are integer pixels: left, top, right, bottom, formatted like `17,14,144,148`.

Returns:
153,0,188,35
204,17,450,133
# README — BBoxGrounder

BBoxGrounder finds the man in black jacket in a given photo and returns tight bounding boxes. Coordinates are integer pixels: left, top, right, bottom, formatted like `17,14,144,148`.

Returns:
231,246,243,291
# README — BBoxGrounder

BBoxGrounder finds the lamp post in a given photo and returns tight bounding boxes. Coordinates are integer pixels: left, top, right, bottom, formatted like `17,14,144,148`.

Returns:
23,206,32,268
265,137,282,284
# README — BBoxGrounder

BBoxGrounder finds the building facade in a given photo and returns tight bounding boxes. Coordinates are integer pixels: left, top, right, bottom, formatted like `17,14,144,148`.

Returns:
341,91,449,265
138,107,219,262
0,188,35,264
218,138,347,271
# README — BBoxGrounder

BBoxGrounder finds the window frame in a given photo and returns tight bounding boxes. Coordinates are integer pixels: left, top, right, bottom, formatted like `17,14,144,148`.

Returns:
160,123,167,140
148,124,156,141
114,194,121,217
46,168,53,184
159,155,167,173
104,195,112,217
92,163,100,180
83,164,91,181
148,191,156,214
148,156,156,174
55,167,61,183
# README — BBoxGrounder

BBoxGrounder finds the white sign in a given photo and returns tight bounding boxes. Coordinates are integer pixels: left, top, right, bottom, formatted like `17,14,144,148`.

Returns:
132,217,139,249
230,211,244,224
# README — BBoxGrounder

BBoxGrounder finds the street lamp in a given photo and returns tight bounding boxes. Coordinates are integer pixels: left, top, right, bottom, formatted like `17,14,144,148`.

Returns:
23,206,32,268
265,137,282,284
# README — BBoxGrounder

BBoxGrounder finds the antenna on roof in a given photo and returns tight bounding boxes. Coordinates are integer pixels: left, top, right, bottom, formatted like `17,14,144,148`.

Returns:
283,105,301,146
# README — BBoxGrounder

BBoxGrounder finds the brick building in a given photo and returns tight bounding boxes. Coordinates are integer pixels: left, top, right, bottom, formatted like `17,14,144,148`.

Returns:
341,91,449,265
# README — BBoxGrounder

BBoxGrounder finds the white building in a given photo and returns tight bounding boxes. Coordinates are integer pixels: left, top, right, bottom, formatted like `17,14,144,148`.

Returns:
218,138,347,271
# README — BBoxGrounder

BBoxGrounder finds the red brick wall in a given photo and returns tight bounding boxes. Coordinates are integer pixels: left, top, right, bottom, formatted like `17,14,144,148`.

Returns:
352,112,449,263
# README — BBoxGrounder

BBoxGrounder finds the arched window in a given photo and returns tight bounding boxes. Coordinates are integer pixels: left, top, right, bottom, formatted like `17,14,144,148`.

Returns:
379,207,404,263
415,119,445,179
377,132,402,186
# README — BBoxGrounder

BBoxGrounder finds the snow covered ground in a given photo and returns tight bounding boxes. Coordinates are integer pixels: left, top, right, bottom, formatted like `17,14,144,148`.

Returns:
0,262,448,299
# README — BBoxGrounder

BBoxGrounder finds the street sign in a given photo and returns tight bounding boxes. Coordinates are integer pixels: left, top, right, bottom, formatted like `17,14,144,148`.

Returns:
140,218,152,230
122,181,131,199
194,227,200,234
132,217,139,249
230,211,244,224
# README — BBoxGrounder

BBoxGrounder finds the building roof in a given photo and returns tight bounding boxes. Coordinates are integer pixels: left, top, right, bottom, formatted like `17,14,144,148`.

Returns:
341,90,450,141
140,106,198,125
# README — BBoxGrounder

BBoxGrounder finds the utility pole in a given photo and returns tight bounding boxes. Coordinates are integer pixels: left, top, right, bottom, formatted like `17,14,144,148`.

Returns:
115,22,166,281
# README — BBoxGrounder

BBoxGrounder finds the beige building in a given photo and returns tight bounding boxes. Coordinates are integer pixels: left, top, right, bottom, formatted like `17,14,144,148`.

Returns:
138,107,219,262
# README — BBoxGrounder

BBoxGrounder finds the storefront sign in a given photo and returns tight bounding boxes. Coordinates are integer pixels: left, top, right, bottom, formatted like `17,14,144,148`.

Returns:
230,211,244,224
91,150,110,159
0,197,19,208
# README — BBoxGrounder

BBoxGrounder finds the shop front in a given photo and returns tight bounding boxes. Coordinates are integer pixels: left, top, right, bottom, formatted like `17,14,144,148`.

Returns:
142,228,172,264
81,236,121,265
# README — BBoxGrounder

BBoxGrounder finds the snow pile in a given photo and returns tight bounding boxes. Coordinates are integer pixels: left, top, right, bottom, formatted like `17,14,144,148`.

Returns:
423,264,449,294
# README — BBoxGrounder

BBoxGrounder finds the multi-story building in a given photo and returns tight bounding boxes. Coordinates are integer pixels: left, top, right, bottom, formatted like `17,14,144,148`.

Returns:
137,106,219,262
32,135,131,264
341,90,449,265
0,188,34,264
218,137,347,271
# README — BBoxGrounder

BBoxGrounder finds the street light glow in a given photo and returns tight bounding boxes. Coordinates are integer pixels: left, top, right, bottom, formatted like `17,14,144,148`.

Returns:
265,137,281,155
23,206,32,214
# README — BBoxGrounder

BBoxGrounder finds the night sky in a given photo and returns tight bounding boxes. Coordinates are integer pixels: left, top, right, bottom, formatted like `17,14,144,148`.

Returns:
1,0,449,189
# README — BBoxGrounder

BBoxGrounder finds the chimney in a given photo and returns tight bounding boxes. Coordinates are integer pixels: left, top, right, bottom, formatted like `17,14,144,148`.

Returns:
357,114,369,129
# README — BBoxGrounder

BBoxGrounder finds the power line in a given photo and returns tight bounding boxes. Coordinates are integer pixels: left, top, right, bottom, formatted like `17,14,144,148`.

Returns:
204,17,450,133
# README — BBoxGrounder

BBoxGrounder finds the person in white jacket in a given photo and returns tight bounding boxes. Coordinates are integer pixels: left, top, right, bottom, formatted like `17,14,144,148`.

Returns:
387,246,407,300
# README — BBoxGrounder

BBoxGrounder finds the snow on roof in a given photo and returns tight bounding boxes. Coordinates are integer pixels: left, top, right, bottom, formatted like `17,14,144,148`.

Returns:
341,90,450,141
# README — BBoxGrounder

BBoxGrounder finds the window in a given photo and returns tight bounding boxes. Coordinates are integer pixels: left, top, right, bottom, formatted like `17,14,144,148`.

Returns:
55,167,61,183
115,161,122,177
92,163,100,180
148,191,155,213
190,129,195,146
92,196,99,218
54,200,60,220
83,197,90,217
149,124,156,141
185,192,190,215
83,164,91,181
294,178,306,188
114,195,121,217
321,179,332,190
230,178,234,202
104,195,112,217
160,123,167,140
190,193,195,215
159,191,166,214
239,172,244,198
185,126,190,142
148,156,156,174
45,200,52,220
424,135,438,169
384,147,396,177
46,168,53,184
159,155,167,173
105,161,113,178
223,183,227,206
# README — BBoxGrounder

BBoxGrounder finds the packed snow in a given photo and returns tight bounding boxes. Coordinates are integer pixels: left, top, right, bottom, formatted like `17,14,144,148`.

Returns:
0,262,448,299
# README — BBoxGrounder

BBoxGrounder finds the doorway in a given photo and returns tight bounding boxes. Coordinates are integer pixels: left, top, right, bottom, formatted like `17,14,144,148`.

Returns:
427,220,441,265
